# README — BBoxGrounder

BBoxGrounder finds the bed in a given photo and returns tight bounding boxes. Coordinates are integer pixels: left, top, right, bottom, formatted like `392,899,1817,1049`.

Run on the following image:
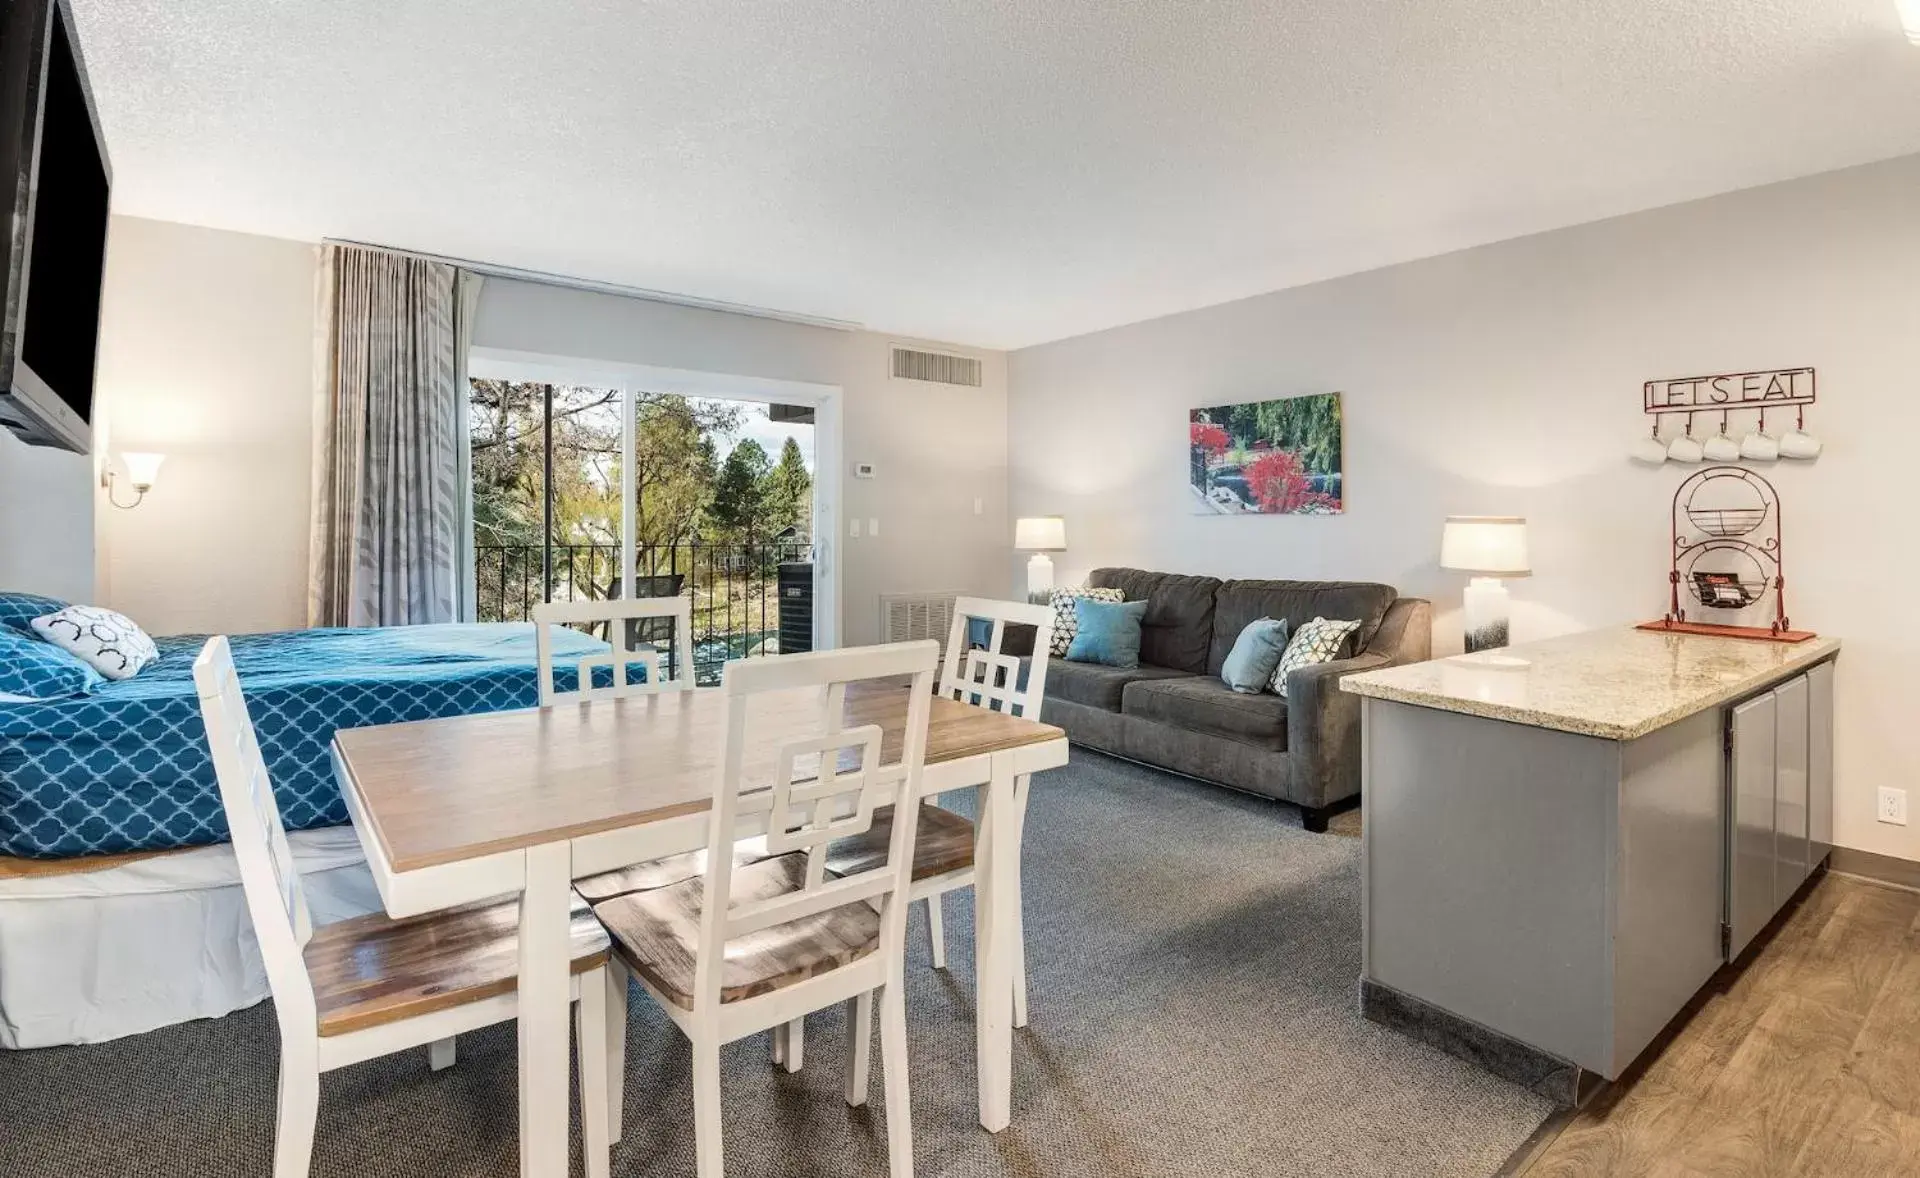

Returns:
0,621,616,1046
0,622,611,859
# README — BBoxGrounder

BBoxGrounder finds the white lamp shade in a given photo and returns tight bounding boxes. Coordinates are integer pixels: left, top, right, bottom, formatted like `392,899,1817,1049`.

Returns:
1440,516,1530,577
1015,516,1066,551
1902,0,1920,44
121,452,166,489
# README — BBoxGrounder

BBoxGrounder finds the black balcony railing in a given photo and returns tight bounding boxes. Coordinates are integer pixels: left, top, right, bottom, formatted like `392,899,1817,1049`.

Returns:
475,538,813,686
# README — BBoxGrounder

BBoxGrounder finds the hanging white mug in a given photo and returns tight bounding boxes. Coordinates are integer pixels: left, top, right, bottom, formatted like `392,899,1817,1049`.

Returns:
1739,427,1779,461
1630,434,1669,465
1702,417,1741,462
1779,429,1822,459
1667,432,1704,463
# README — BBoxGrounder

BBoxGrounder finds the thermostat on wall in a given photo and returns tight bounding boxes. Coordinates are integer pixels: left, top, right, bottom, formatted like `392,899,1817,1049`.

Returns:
853,462,876,479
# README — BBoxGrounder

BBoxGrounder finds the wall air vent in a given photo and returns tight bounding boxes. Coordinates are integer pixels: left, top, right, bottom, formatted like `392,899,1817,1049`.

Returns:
880,592,957,658
891,347,982,388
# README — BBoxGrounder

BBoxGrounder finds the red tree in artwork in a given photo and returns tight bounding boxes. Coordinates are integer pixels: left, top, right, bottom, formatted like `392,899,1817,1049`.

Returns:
1190,421,1230,456
1243,448,1334,514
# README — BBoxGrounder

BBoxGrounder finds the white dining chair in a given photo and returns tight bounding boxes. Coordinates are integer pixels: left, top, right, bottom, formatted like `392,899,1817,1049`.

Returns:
193,636,616,1178
533,594,695,705
588,641,939,1178
825,596,1053,1026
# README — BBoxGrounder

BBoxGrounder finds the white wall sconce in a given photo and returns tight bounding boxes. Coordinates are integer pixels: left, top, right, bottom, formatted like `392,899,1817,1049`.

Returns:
103,451,165,509
1014,516,1066,604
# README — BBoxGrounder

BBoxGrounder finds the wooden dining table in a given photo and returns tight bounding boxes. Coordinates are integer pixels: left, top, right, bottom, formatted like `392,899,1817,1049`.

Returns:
329,678,1068,1176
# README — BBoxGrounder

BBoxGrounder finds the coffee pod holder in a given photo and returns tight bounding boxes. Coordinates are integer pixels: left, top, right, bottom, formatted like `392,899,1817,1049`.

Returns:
1636,465,1817,644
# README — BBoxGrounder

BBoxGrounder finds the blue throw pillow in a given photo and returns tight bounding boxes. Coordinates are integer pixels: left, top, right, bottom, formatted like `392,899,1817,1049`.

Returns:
1220,617,1290,694
1066,598,1149,669
0,591,68,636
0,628,103,701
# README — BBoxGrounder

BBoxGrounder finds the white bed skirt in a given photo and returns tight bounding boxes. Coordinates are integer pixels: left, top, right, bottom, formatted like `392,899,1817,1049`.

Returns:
0,826,380,1049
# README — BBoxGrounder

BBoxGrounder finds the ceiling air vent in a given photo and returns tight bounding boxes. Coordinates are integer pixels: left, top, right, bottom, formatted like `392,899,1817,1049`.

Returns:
891,347,982,388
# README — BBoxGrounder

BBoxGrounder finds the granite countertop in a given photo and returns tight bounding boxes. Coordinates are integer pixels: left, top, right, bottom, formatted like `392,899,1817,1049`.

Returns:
1340,626,1841,740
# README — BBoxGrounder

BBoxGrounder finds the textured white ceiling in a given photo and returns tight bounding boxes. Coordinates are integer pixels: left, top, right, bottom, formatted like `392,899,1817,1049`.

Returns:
70,0,1920,349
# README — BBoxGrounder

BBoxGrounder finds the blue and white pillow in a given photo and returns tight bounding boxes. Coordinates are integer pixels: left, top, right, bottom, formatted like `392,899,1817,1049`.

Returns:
29,605,160,681
1268,616,1362,698
0,591,68,636
0,628,103,701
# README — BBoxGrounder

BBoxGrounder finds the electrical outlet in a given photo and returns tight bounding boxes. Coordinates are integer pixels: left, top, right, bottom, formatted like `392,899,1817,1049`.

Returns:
1878,786,1908,826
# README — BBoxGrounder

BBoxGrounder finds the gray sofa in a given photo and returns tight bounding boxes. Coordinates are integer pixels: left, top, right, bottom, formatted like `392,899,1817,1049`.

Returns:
1019,567,1431,832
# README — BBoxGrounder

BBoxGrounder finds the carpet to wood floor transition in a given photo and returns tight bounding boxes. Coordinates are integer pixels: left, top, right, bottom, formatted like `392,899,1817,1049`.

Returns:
0,750,1551,1177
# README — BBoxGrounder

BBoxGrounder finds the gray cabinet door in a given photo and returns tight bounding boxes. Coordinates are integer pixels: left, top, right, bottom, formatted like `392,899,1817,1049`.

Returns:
1774,675,1810,906
1728,691,1777,960
1808,662,1834,868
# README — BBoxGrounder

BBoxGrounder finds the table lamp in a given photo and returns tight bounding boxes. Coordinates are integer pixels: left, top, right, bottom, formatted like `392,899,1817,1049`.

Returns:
1015,516,1066,604
1440,516,1530,653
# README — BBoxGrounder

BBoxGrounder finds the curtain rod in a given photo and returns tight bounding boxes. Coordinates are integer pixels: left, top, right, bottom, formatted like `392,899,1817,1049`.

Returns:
321,237,865,333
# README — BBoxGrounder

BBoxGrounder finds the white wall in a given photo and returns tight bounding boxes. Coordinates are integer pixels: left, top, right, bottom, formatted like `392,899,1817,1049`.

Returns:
88,222,1010,648
1009,152,1920,863
94,217,318,634
0,428,93,601
473,279,1010,646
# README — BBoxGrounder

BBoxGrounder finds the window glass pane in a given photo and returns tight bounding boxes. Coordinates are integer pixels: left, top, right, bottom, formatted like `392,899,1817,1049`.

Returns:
469,378,546,622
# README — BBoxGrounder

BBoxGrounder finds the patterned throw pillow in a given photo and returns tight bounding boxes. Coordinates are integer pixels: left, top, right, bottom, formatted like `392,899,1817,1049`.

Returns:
30,605,160,681
1048,586,1124,656
0,629,102,701
1268,616,1363,697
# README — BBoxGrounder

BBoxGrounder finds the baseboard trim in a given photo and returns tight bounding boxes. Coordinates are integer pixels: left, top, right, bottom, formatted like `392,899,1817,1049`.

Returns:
1830,846,1920,894
1358,977,1602,1109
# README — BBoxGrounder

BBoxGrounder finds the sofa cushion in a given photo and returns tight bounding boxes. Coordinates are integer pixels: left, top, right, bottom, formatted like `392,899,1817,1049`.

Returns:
1088,568,1222,675
1121,675,1289,750
1042,658,1193,712
1207,579,1398,676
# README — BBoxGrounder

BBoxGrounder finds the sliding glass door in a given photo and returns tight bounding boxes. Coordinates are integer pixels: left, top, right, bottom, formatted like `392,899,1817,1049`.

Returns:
466,373,818,684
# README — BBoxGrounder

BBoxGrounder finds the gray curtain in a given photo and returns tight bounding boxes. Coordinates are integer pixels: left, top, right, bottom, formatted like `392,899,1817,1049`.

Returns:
308,244,479,627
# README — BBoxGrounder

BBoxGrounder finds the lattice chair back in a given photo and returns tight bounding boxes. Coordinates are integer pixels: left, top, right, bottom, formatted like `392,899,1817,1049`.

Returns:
692,641,938,1010
193,636,318,1031
940,596,1054,720
533,595,695,705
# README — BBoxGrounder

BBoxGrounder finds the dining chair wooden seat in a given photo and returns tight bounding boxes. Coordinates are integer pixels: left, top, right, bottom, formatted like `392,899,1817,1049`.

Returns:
599,641,940,1178
574,846,763,903
823,803,975,884
193,636,615,1178
306,894,609,1037
592,853,882,1007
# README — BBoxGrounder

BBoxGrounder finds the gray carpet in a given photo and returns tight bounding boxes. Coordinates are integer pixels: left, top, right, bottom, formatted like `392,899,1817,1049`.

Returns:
0,751,1550,1177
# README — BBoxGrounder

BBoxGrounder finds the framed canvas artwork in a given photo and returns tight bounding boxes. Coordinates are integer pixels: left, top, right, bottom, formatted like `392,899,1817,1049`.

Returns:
1189,392,1344,515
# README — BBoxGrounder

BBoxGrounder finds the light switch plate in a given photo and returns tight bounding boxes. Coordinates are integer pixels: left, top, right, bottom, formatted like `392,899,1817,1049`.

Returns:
1879,786,1908,826
868,517,880,536
849,518,861,538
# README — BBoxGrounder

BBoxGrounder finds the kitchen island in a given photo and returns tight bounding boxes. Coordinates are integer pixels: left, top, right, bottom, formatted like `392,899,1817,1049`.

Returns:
1342,627,1840,1104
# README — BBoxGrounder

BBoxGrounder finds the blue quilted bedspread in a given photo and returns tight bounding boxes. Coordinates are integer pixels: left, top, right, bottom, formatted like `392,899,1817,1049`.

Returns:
0,623,616,859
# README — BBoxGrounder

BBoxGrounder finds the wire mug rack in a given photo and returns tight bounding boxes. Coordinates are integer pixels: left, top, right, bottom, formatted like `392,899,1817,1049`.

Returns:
1636,465,1817,644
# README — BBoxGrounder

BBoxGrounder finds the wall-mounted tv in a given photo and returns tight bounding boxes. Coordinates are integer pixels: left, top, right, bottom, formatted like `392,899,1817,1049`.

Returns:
0,0,109,454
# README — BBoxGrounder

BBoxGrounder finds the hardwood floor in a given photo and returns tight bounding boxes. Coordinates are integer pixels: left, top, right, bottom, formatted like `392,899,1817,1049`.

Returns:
1517,870,1920,1177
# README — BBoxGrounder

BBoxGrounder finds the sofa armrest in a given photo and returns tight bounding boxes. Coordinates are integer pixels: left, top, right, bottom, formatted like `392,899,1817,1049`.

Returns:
1285,652,1389,808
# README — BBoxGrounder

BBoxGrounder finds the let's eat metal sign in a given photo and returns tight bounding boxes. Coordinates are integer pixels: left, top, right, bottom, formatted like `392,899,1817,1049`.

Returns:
1643,367,1816,414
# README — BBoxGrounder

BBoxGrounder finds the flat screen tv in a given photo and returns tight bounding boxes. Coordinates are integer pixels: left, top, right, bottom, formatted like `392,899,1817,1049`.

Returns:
0,0,108,454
